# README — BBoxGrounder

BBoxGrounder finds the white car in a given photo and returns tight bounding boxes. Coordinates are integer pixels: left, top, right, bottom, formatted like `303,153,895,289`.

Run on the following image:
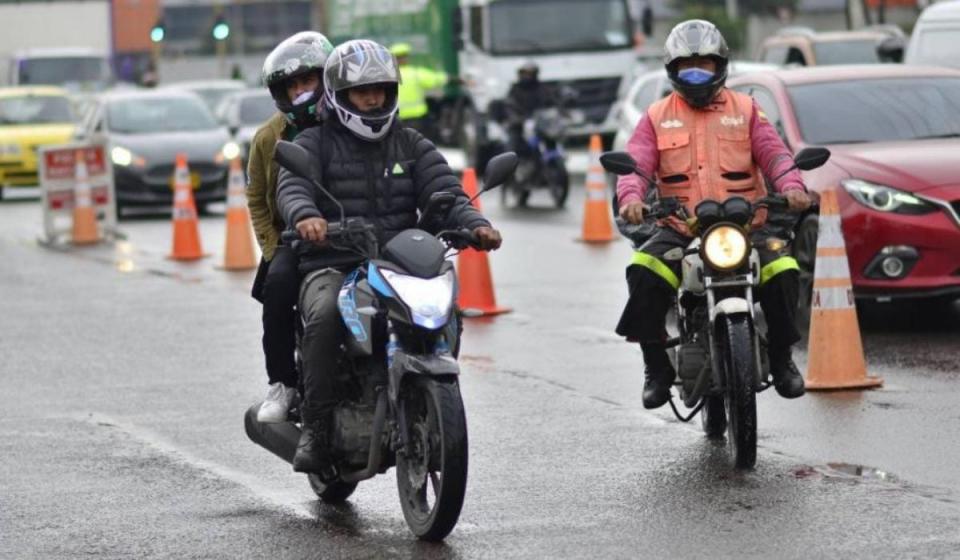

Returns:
214,89,276,163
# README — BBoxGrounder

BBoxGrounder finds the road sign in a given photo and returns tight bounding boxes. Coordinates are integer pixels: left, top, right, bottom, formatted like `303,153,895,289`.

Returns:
39,142,119,244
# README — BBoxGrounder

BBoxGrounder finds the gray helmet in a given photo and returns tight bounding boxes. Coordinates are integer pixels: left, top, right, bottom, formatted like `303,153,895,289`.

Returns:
262,31,334,129
663,20,730,108
323,39,400,141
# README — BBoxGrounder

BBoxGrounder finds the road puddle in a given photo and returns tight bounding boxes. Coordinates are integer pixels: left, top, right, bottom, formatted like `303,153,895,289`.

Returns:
792,462,893,482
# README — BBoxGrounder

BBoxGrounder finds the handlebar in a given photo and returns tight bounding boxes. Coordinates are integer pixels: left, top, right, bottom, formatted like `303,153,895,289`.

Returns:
437,228,481,250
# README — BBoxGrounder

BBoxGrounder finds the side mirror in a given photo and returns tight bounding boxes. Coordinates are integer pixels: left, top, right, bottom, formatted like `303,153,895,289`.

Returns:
228,125,239,136
600,151,638,176
877,37,905,63
274,140,320,183
793,147,830,171
482,151,518,190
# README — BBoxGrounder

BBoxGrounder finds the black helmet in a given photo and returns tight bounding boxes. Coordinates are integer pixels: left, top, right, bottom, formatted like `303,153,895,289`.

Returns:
663,20,730,108
262,31,334,129
324,39,400,141
517,60,539,83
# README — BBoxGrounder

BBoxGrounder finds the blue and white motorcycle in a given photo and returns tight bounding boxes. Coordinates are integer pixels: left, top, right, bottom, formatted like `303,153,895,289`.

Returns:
245,142,516,541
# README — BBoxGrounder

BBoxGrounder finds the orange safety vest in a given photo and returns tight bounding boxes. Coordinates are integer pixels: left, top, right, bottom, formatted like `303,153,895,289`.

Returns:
647,89,767,234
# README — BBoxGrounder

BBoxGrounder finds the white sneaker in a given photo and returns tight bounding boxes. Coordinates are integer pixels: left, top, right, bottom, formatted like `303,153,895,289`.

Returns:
257,383,298,423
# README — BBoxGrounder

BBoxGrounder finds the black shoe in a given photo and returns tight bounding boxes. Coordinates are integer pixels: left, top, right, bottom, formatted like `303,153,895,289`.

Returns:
641,343,676,409
293,421,337,480
769,351,805,399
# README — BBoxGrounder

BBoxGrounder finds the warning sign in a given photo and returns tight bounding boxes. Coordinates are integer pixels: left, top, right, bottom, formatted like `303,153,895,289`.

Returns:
39,142,118,243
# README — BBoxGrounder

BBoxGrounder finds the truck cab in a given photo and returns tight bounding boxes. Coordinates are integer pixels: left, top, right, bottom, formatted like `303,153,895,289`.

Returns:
7,48,113,93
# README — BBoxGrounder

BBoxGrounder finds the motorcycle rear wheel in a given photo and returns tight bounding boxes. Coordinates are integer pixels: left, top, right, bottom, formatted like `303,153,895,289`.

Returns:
721,316,758,469
396,377,468,541
307,475,357,504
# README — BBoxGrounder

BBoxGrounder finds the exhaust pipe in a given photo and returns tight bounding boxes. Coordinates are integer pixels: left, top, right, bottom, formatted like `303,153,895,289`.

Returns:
244,402,301,464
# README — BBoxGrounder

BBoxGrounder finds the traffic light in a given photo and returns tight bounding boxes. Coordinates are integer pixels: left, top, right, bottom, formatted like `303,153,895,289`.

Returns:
150,18,165,43
212,15,230,41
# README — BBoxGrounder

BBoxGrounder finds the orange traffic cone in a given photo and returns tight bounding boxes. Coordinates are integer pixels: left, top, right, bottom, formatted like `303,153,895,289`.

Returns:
221,157,257,270
456,167,510,316
71,148,100,245
805,188,882,390
169,153,205,261
579,134,615,243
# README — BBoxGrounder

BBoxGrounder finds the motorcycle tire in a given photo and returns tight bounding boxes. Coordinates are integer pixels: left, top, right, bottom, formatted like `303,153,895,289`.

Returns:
307,474,357,504
700,395,726,439
544,159,569,208
721,316,758,469
793,214,819,337
396,377,468,541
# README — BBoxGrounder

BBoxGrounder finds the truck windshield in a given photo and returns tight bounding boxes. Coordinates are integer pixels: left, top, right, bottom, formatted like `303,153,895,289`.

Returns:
18,57,108,87
489,0,631,55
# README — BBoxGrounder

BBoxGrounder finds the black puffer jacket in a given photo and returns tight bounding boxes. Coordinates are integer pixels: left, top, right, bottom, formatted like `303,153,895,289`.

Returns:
277,119,490,270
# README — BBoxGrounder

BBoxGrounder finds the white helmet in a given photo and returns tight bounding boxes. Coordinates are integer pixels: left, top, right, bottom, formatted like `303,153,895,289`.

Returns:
323,39,400,141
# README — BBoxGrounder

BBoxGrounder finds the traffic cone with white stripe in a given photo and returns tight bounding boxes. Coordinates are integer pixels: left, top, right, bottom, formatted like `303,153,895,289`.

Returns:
71,148,100,245
578,134,615,243
805,188,882,390
169,153,205,261
221,157,257,270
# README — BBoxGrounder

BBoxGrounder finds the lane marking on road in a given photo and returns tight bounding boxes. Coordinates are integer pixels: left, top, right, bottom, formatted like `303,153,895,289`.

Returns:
74,412,315,520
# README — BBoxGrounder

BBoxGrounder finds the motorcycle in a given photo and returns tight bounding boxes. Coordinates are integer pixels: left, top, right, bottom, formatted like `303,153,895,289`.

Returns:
244,142,518,540
600,147,830,469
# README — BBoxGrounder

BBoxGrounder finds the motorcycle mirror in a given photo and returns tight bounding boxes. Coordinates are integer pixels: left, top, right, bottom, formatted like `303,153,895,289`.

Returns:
600,151,638,176
274,140,320,184
793,147,831,171
481,151,518,191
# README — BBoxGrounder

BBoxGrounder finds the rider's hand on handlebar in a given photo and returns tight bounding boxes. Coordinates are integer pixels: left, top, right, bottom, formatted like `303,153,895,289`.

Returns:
473,226,502,251
784,190,813,212
619,201,647,225
296,217,329,246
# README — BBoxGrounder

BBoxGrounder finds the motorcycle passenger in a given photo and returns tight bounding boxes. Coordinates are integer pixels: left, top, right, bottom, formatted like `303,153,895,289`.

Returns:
616,20,813,409
276,40,503,476
504,61,556,168
248,31,335,423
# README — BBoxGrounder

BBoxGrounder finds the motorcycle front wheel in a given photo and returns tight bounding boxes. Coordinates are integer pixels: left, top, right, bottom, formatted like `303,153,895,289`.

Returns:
721,316,757,469
307,474,357,504
396,377,468,541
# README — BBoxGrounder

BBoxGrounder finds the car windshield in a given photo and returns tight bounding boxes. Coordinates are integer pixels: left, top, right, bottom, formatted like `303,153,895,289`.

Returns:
193,87,242,112
789,77,960,144
911,29,960,69
489,0,631,55
0,95,73,125
239,94,276,125
108,96,219,134
812,40,881,65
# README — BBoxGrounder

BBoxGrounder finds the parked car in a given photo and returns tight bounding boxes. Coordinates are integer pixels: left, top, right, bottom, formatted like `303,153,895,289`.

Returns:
76,89,239,217
0,86,77,199
162,79,246,114
906,0,960,69
727,65,960,305
756,28,898,67
214,89,276,164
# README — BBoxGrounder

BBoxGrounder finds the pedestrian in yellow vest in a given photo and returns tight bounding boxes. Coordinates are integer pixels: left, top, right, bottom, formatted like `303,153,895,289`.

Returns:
391,42,450,139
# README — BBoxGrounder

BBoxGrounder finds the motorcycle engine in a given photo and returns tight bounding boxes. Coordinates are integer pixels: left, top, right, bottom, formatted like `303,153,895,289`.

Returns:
332,404,376,467
677,343,709,398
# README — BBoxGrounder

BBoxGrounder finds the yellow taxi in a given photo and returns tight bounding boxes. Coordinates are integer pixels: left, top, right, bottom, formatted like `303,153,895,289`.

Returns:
0,86,76,198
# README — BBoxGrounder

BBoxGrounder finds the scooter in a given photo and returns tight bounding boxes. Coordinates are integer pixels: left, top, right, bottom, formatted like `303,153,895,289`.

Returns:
601,147,830,469
244,142,517,540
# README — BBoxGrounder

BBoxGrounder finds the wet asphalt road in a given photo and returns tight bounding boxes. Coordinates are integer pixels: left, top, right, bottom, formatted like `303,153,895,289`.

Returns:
2,183,960,559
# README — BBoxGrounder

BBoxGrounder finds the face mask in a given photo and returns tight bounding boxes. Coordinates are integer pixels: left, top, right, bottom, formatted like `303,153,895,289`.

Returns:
678,68,715,86
292,90,314,106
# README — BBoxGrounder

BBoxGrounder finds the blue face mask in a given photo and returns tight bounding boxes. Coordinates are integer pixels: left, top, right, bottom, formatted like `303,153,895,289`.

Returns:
678,67,715,85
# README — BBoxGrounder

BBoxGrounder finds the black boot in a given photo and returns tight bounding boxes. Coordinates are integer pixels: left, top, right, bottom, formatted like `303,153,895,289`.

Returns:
640,343,676,409
769,347,805,399
293,417,337,480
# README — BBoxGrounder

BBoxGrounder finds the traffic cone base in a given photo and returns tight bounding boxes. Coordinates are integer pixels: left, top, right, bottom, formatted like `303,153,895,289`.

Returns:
578,134,615,244
221,157,258,270
804,188,882,391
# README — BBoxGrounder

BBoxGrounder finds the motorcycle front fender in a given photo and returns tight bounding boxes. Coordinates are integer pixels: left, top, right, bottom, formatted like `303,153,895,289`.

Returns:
387,349,460,404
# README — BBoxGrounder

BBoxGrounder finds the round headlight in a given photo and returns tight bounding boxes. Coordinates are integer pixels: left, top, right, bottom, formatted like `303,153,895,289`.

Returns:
703,225,749,270
111,146,133,167
221,141,241,161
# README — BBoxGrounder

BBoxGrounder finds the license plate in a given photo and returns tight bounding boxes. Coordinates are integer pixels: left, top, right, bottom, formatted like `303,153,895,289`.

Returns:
169,171,202,190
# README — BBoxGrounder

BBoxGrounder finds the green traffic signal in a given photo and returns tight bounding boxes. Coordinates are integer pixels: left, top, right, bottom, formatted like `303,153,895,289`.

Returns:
212,20,229,41
150,19,165,43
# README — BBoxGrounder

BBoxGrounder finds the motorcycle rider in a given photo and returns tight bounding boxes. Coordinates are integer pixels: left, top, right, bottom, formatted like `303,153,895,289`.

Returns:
616,20,812,409
503,61,556,166
247,31,334,423
276,39,502,476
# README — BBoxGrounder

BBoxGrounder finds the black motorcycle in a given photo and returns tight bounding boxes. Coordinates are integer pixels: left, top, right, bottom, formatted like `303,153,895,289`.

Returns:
601,147,829,468
245,143,517,540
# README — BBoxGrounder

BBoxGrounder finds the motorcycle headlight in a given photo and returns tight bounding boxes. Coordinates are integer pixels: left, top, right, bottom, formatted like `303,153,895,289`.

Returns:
702,225,749,271
381,269,456,330
841,179,938,215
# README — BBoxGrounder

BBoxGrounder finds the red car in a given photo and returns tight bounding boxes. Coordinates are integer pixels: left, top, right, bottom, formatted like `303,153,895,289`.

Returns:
728,65,960,304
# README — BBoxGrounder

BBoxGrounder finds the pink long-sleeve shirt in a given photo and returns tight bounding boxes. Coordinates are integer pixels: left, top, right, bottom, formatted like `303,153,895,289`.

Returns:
616,95,804,208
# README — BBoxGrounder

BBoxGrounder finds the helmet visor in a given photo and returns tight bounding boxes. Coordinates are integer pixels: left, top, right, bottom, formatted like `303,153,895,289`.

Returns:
326,46,399,93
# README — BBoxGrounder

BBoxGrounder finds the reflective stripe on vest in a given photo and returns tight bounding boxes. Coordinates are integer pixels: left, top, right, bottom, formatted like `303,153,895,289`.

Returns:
631,251,680,290
759,255,799,286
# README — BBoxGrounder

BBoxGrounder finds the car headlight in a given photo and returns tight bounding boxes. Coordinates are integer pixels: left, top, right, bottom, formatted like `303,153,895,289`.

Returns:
841,179,937,215
0,143,22,157
381,268,456,330
111,146,133,166
216,141,240,163
702,225,749,271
